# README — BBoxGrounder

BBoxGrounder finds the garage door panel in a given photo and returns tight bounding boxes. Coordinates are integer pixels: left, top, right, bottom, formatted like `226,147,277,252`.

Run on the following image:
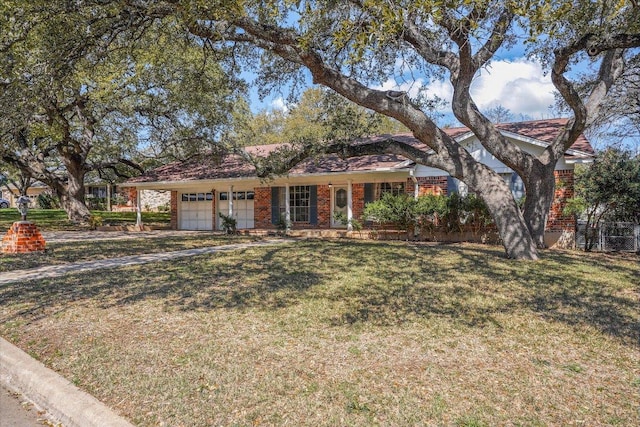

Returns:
217,191,254,230
180,192,213,230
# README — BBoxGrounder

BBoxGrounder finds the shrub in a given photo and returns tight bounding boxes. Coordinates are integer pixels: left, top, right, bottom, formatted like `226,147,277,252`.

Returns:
362,192,495,237
275,214,291,234
218,212,237,234
88,215,103,230
333,211,364,235
364,192,418,233
37,192,61,209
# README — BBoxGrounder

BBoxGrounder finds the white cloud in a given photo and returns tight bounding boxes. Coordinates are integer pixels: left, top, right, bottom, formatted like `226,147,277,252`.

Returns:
470,59,556,117
420,58,556,118
269,97,288,112
375,78,426,100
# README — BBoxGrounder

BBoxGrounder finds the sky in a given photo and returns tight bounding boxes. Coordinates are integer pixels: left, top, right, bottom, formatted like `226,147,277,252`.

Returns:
244,34,637,151
249,56,562,127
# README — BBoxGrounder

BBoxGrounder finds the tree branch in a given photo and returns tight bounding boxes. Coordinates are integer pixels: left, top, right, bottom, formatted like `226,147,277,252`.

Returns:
241,136,439,179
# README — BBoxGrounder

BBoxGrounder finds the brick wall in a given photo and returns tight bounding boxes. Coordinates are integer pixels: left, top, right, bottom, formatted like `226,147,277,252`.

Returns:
255,187,273,228
170,191,178,230
416,176,448,196
352,183,365,220
546,170,575,232
316,185,331,228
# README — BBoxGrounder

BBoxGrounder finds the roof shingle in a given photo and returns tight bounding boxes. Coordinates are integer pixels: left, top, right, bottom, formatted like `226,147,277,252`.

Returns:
127,118,593,184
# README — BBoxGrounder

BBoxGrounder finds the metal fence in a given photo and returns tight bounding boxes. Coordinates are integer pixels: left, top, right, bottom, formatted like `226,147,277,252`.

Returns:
576,222,640,252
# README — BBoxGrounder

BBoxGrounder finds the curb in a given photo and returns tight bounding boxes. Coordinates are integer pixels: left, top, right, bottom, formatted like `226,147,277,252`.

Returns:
0,337,133,427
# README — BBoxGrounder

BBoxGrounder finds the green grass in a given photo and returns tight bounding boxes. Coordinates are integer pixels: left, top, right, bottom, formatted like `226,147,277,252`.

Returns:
0,209,170,231
0,240,638,426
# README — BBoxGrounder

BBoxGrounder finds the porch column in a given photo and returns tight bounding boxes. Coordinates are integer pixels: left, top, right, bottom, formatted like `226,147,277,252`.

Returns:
135,189,143,229
285,183,291,230
347,180,353,232
228,185,233,216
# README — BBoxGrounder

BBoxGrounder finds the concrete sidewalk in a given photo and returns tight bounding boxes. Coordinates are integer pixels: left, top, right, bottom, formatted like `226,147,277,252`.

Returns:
0,235,290,426
0,238,288,285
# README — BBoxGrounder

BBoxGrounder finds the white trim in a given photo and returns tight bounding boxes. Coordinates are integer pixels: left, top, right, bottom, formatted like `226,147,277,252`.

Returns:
127,168,413,190
454,129,594,158
284,184,291,230
347,180,353,232
135,190,142,229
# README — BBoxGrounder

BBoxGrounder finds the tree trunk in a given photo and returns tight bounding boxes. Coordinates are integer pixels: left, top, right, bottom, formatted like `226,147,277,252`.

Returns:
59,160,91,223
60,192,91,223
522,163,557,249
478,180,539,260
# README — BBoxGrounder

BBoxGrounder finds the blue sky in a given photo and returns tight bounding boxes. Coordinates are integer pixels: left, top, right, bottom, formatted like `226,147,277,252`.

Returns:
247,54,565,127
242,37,639,153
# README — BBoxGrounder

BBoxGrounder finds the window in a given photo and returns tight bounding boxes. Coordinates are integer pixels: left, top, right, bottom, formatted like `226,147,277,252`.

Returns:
277,186,311,222
219,192,228,201
182,192,213,202
335,188,347,208
376,182,405,199
500,173,525,200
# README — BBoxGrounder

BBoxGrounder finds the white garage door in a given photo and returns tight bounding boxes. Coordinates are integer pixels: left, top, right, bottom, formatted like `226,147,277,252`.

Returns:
217,191,255,229
180,192,213,230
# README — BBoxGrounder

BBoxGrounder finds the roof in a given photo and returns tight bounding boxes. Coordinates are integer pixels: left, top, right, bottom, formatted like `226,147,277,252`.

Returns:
127,118,594,184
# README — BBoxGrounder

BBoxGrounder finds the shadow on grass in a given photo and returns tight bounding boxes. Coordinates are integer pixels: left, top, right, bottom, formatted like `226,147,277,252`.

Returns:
0,239,637,346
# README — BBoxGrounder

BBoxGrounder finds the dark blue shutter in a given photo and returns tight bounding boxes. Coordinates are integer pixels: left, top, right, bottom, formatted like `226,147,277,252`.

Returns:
447,177,459,195
309,185,318,225
364,183,374,203
271,187,281,225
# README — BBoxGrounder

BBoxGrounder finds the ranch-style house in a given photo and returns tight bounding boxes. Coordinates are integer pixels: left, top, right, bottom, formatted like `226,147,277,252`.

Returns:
124,118,594,246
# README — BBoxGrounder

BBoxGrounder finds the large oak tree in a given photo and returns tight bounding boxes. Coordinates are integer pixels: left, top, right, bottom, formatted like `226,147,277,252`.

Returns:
5,1,639,258
133,0,638,259
0,1,244,222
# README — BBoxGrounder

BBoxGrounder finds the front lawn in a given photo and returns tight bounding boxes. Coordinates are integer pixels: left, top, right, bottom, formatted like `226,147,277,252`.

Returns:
0,209,170,232
0,240,637,426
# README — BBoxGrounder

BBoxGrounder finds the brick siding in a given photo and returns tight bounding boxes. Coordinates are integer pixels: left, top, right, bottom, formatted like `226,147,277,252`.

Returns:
416,176,448,196
254,187,273,228
170,191,178,230
546,170,575,232
352,183,365,220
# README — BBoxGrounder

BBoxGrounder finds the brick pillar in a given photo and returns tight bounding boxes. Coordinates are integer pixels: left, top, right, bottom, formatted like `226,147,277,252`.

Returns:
317,184,331,228
170,191,178,230
254,187,273,228
546,170,575,232
352,183,365,220
127,187,137,205
1,221,46,253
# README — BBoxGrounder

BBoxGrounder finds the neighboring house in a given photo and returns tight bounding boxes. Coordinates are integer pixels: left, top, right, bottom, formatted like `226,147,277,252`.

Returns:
0,182,48,208
112,187,171,212
0,181,159,211
124,119,594,246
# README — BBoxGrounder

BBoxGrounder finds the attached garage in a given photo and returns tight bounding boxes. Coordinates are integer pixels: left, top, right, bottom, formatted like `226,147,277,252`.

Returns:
217,190,255,229
179,192,213,230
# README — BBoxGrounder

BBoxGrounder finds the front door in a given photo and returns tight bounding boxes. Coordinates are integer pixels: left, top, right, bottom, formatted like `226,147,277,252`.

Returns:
331,186,348,227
